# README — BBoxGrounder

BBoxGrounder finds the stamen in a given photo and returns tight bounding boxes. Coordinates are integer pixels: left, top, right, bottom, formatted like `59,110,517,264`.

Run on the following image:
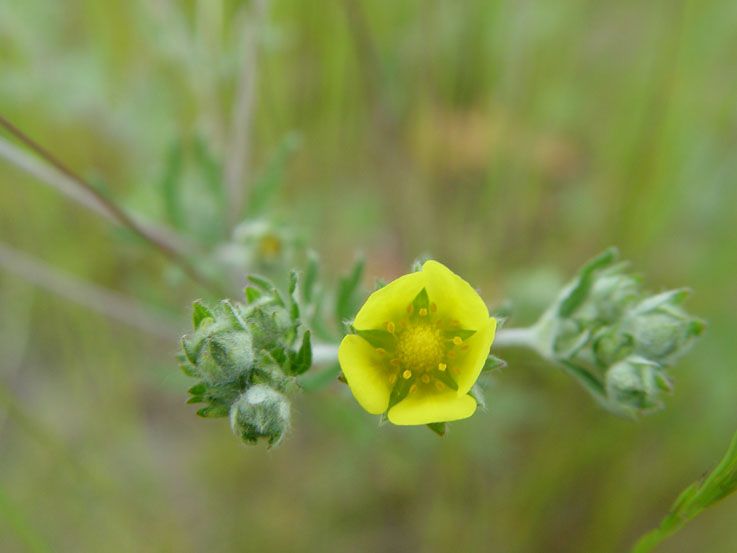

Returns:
435,319,443,326
435,381,446,391
386,321,396,333
419,308,428,317
399,320,408,328
390,359,401,367
389,373,398,384
407,304,414,315
409,384,418,394
430,302,437,312
421,374,431,384
438,363,447,372
402,369,412,380
461,344,469,350
376,348,386,356
452,336,463,346
447,351,456,359
452,367,461,376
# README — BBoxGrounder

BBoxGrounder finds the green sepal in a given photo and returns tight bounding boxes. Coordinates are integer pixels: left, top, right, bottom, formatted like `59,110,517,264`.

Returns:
387,376,413,409
287,270,300,323
412,287,430,313
186,395,206,404
181,336,202,365
443,328,476,340
188,382,207,396
220,300,247,330
426,422,447,436
482,355,507,372
468,385,486,409
355,329,396,351
559,247,618,318
192,300,214,329
374,279,387,291
179,363,199,377
196,404,230,418
434,369,459,391
245,286,263,303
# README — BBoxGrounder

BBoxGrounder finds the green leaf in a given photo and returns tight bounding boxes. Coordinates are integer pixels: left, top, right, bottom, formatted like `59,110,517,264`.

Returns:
192,300,214,329
302,250,319,304
355,329,396,351
426,422,447,436
248,274,276,293
187,383,207,396
179,363,198,378
336,256,365,323
559,247,618,318
244,131,301,217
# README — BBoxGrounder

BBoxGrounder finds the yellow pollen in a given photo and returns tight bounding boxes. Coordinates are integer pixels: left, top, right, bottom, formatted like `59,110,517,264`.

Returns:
409,384,418,394
386,321,395,333
395,324,445,372
435,381,445,391
452,367,461,376
402,370,412,380
453,336,463,346
430,302,437,312
389,373,397,384
419,308,428,317
376,348,386,356
421,374,431,384
438,363,447,372
407,304,414,314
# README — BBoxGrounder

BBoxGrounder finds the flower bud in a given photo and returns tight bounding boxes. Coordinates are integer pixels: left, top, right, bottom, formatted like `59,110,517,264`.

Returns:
230,385,291,447
605,356,669,412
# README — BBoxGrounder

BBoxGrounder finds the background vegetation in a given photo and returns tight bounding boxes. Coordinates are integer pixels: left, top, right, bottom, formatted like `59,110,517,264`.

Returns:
1,1,736,552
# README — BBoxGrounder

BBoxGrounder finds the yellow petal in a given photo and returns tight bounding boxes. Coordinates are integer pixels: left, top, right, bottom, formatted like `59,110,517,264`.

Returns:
422,260,489,329
387,390,477,425
454,317,497,394
353,270,427,330
338,335,392,414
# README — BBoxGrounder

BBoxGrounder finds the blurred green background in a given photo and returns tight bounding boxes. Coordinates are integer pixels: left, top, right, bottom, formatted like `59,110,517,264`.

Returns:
1,0,736,552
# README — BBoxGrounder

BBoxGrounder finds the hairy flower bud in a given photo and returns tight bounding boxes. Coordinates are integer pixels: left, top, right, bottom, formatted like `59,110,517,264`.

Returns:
230,385,291,447
604,356,672,412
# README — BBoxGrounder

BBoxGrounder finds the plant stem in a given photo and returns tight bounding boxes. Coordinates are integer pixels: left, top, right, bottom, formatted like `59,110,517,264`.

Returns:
0,116,227,296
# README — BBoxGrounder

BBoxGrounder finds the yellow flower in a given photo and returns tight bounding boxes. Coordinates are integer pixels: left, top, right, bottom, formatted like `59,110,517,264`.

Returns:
338,260,496,425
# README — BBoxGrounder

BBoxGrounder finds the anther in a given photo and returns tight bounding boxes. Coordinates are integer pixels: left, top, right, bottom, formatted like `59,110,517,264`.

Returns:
390,358,401,367
452,336,463,346
389,373,398,384
376,348,386,356
435,381,445,391
409,384,418,394
430,303,437,312
435,319,443,326
419,308,428,317
452,367,461,376
447,351,456,359
386,321,396,333
399,320,408,328
402,369,412,380
461,344,469,350
407,304,414,314
438,363,447,372
421,374,431,384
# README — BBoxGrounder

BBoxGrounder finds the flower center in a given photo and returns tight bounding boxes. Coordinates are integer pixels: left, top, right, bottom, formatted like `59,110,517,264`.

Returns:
395,324,445,372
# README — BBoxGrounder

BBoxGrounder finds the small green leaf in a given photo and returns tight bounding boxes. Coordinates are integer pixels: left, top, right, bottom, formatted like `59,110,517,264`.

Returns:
188,383,207,396
248,274,276,293
196,404,230,418
220,300,247,330
179,363,198,378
